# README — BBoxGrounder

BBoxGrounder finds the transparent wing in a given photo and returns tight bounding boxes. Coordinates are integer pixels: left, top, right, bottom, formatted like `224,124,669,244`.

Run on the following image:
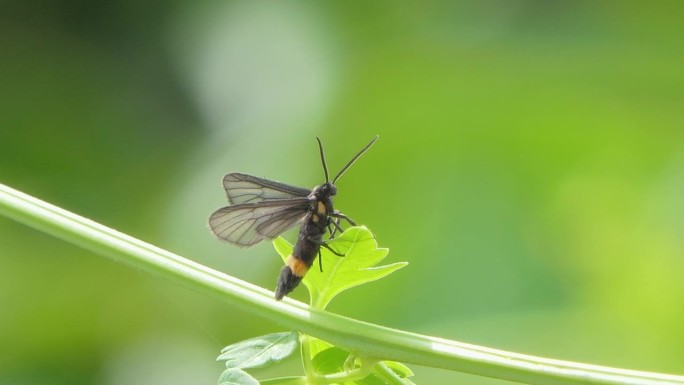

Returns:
209,198,310,247
256,209,310,239
223,173,311,205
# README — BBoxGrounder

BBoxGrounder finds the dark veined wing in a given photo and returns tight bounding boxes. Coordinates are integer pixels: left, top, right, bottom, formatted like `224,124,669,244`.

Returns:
209,198,310,247
223,173,311,205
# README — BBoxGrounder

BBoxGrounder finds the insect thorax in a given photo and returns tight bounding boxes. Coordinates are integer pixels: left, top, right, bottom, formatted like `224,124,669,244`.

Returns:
310,182,337,200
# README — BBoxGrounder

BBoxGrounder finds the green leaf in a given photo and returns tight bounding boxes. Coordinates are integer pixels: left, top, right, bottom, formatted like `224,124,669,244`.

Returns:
311,346,349,374
218,332,298,369
306,337,333,360
274,226,407,309
218,368,259,385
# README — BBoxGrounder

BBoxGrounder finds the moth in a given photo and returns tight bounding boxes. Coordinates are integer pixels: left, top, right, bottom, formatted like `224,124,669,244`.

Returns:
209,136,378,299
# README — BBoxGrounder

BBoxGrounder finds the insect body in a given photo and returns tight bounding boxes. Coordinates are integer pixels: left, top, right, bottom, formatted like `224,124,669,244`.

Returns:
209,136,378,300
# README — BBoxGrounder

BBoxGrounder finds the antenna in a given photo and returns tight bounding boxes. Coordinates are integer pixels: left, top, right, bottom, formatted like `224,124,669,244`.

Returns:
332,135,379,183
316,137,329,183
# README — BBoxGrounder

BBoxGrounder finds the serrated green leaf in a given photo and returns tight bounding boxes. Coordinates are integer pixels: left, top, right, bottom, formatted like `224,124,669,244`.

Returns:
311,346,349,374
218,332,298,369
218,368,259,385
274,226,407,309
383,361,413,378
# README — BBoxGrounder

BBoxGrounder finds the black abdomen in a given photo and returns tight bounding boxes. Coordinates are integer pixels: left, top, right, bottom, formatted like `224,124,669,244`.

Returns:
275,203,329,300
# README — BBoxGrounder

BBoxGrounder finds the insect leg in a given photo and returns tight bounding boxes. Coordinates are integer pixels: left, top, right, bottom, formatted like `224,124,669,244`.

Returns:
327,217,343,239
331,210,356,226
320,242,344,257
307,236,345,257
318,250,323,272
326,222,335,239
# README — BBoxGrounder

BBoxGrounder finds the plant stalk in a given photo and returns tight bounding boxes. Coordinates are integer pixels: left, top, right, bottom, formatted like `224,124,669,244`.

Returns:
1,183,682,385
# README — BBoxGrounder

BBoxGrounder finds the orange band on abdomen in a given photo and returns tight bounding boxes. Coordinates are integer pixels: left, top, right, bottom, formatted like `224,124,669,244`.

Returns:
285,255,309,278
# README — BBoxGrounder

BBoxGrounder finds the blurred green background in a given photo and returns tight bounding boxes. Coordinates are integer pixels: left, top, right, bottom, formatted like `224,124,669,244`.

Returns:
1,1,683,384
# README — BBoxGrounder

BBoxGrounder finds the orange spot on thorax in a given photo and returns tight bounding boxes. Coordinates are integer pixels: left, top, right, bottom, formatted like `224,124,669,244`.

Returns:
317,201,327,216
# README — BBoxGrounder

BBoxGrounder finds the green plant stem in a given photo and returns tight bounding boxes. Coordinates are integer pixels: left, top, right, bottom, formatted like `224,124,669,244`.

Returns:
373,362,410,385
261,377,307,385
318,359,377,384
300,335,317,383
1,183,683,385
